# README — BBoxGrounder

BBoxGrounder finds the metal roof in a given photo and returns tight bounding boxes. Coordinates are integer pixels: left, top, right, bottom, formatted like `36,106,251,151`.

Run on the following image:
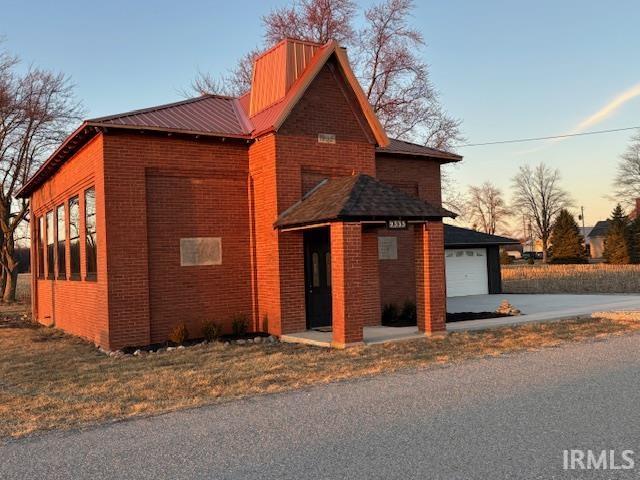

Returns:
88,95,252,137
275,174,455,229
376,138,462,163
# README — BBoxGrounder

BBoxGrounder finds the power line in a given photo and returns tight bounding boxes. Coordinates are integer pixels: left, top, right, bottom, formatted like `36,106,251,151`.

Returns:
458,125,640,147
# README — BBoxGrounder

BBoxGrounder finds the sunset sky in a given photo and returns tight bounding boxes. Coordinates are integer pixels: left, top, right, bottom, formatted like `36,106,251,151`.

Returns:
3,0,639,230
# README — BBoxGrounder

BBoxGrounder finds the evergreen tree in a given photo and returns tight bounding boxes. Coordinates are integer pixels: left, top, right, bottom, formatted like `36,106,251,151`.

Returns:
603,204,631,264
549,209,587,263
628,216,640,264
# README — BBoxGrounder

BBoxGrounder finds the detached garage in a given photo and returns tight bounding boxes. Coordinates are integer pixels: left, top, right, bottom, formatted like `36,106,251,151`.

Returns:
444,225,520,297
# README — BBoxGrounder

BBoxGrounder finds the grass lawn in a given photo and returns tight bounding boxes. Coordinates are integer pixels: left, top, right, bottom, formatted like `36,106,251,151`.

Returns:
502,264,640,294
2,308,640,439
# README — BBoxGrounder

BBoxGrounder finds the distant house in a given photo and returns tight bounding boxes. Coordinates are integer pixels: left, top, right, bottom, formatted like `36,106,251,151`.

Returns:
587,220,609,258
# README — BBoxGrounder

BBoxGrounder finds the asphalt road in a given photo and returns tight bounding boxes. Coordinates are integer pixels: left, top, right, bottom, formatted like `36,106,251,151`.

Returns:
4,334,640,479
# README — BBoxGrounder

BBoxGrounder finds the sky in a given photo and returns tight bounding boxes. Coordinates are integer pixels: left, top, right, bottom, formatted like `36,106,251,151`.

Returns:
3,0,640,231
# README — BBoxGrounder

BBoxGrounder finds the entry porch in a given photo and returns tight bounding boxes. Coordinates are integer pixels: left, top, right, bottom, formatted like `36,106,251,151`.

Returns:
275,174,455,348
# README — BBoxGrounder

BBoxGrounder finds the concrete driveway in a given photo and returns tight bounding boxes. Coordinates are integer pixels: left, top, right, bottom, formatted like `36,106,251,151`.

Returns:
446,293,640,331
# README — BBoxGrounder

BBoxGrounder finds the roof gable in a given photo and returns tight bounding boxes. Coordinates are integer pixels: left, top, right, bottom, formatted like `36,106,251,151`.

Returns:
247,39,389,147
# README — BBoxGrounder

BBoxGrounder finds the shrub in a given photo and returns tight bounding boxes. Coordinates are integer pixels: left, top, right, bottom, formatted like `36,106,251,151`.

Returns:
201,320,221,342
500,250,514,265
399,300,417,324
527,257,535,265
169,323,189,345
381,303,399,325
231,315,249,337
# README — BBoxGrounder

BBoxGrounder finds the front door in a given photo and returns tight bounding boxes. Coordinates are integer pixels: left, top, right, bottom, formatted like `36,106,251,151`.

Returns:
304,228,332,329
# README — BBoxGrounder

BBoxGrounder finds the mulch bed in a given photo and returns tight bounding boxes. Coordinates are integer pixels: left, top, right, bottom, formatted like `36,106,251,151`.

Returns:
383,311,515,327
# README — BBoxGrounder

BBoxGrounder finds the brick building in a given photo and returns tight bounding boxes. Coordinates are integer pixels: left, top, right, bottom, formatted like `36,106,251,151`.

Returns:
18,38,461,349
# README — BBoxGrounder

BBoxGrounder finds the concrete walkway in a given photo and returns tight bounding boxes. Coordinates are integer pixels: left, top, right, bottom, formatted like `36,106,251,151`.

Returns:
447,293,640,331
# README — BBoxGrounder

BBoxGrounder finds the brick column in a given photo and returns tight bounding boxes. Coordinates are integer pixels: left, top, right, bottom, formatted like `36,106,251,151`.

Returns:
415,221,446,335
331,222,364,348
361,229,381,326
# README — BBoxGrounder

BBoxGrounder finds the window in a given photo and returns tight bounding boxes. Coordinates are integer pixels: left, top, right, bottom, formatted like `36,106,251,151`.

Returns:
85,187,97,279
46,211,54,279
56,205,66,279
37,216,45,278
68,196,80,279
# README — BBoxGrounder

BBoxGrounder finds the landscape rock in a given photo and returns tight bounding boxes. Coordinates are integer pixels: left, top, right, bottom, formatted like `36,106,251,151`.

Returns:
177,345,185,350
253,336,263,344
496,300,521,316
166,346,176,352
223,341,230,347
236,339,246,345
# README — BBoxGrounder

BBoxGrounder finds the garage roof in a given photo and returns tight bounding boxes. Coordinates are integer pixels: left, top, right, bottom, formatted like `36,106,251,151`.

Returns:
444,225,520,248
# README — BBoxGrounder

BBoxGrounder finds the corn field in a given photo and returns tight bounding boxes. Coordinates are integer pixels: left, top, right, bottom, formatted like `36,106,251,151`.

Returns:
502,264,640,294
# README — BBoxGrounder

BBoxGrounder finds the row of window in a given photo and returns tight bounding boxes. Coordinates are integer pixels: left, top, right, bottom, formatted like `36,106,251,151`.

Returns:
36,187,97,281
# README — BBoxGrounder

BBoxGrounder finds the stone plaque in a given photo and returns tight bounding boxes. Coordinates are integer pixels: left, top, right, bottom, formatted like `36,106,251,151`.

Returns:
378,236,398,260
318,133,336,144
180,237,222,266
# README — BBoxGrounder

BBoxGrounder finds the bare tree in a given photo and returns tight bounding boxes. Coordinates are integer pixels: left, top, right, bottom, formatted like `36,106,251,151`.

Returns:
189,0,463,151
613,131,640,206
0,44,83,301
466,182,511,235
263,0,357,45
511,163,572,262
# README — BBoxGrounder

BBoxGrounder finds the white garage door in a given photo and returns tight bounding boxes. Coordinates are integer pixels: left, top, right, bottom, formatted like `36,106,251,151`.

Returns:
445,248,488,297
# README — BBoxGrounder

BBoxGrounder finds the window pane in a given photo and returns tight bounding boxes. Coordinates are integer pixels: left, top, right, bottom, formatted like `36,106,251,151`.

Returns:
69,196,80,278
46,211,54,278
85,187,97,278
37,217,45,278
325,252,331,287
56,205,66,278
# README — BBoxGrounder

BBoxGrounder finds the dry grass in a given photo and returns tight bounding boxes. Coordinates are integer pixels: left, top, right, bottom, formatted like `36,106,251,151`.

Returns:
502,264,640,294
2,310,640,439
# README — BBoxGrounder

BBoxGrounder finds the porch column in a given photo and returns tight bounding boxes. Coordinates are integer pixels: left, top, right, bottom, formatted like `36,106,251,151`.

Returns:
415,221,447,335
330,222,364,348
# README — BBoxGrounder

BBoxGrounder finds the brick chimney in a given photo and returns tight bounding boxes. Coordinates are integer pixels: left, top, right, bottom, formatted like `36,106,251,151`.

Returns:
249,38,324,116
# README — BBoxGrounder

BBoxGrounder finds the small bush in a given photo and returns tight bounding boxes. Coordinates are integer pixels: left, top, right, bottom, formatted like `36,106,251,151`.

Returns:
381,303,399,325
169,323,189,345
231,315,249,337
399,300,417,324
500,250,514,265
201,321,221,342
527,257,535,265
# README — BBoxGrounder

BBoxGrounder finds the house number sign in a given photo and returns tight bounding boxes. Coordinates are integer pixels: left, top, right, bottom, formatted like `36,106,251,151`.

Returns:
387,220,407,230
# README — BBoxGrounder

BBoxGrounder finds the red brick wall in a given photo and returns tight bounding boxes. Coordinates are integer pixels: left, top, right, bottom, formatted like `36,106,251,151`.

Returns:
30,134,109,347
375,156,443,310
102,133,251,348
145,171,252,343
250,59,377,335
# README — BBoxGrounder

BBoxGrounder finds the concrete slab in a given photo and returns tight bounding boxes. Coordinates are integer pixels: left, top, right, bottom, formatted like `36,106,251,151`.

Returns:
282,294,640,346
281,326,424,348
446,293,640,332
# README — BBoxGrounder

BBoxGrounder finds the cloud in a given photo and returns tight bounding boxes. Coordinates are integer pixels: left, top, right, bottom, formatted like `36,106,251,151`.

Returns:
516,81,640,155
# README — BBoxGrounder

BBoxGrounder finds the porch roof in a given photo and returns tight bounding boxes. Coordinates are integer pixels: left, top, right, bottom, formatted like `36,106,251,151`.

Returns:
275,174,455,229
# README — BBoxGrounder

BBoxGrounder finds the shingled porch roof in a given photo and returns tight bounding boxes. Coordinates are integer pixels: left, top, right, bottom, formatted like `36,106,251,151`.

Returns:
275,174,455,229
